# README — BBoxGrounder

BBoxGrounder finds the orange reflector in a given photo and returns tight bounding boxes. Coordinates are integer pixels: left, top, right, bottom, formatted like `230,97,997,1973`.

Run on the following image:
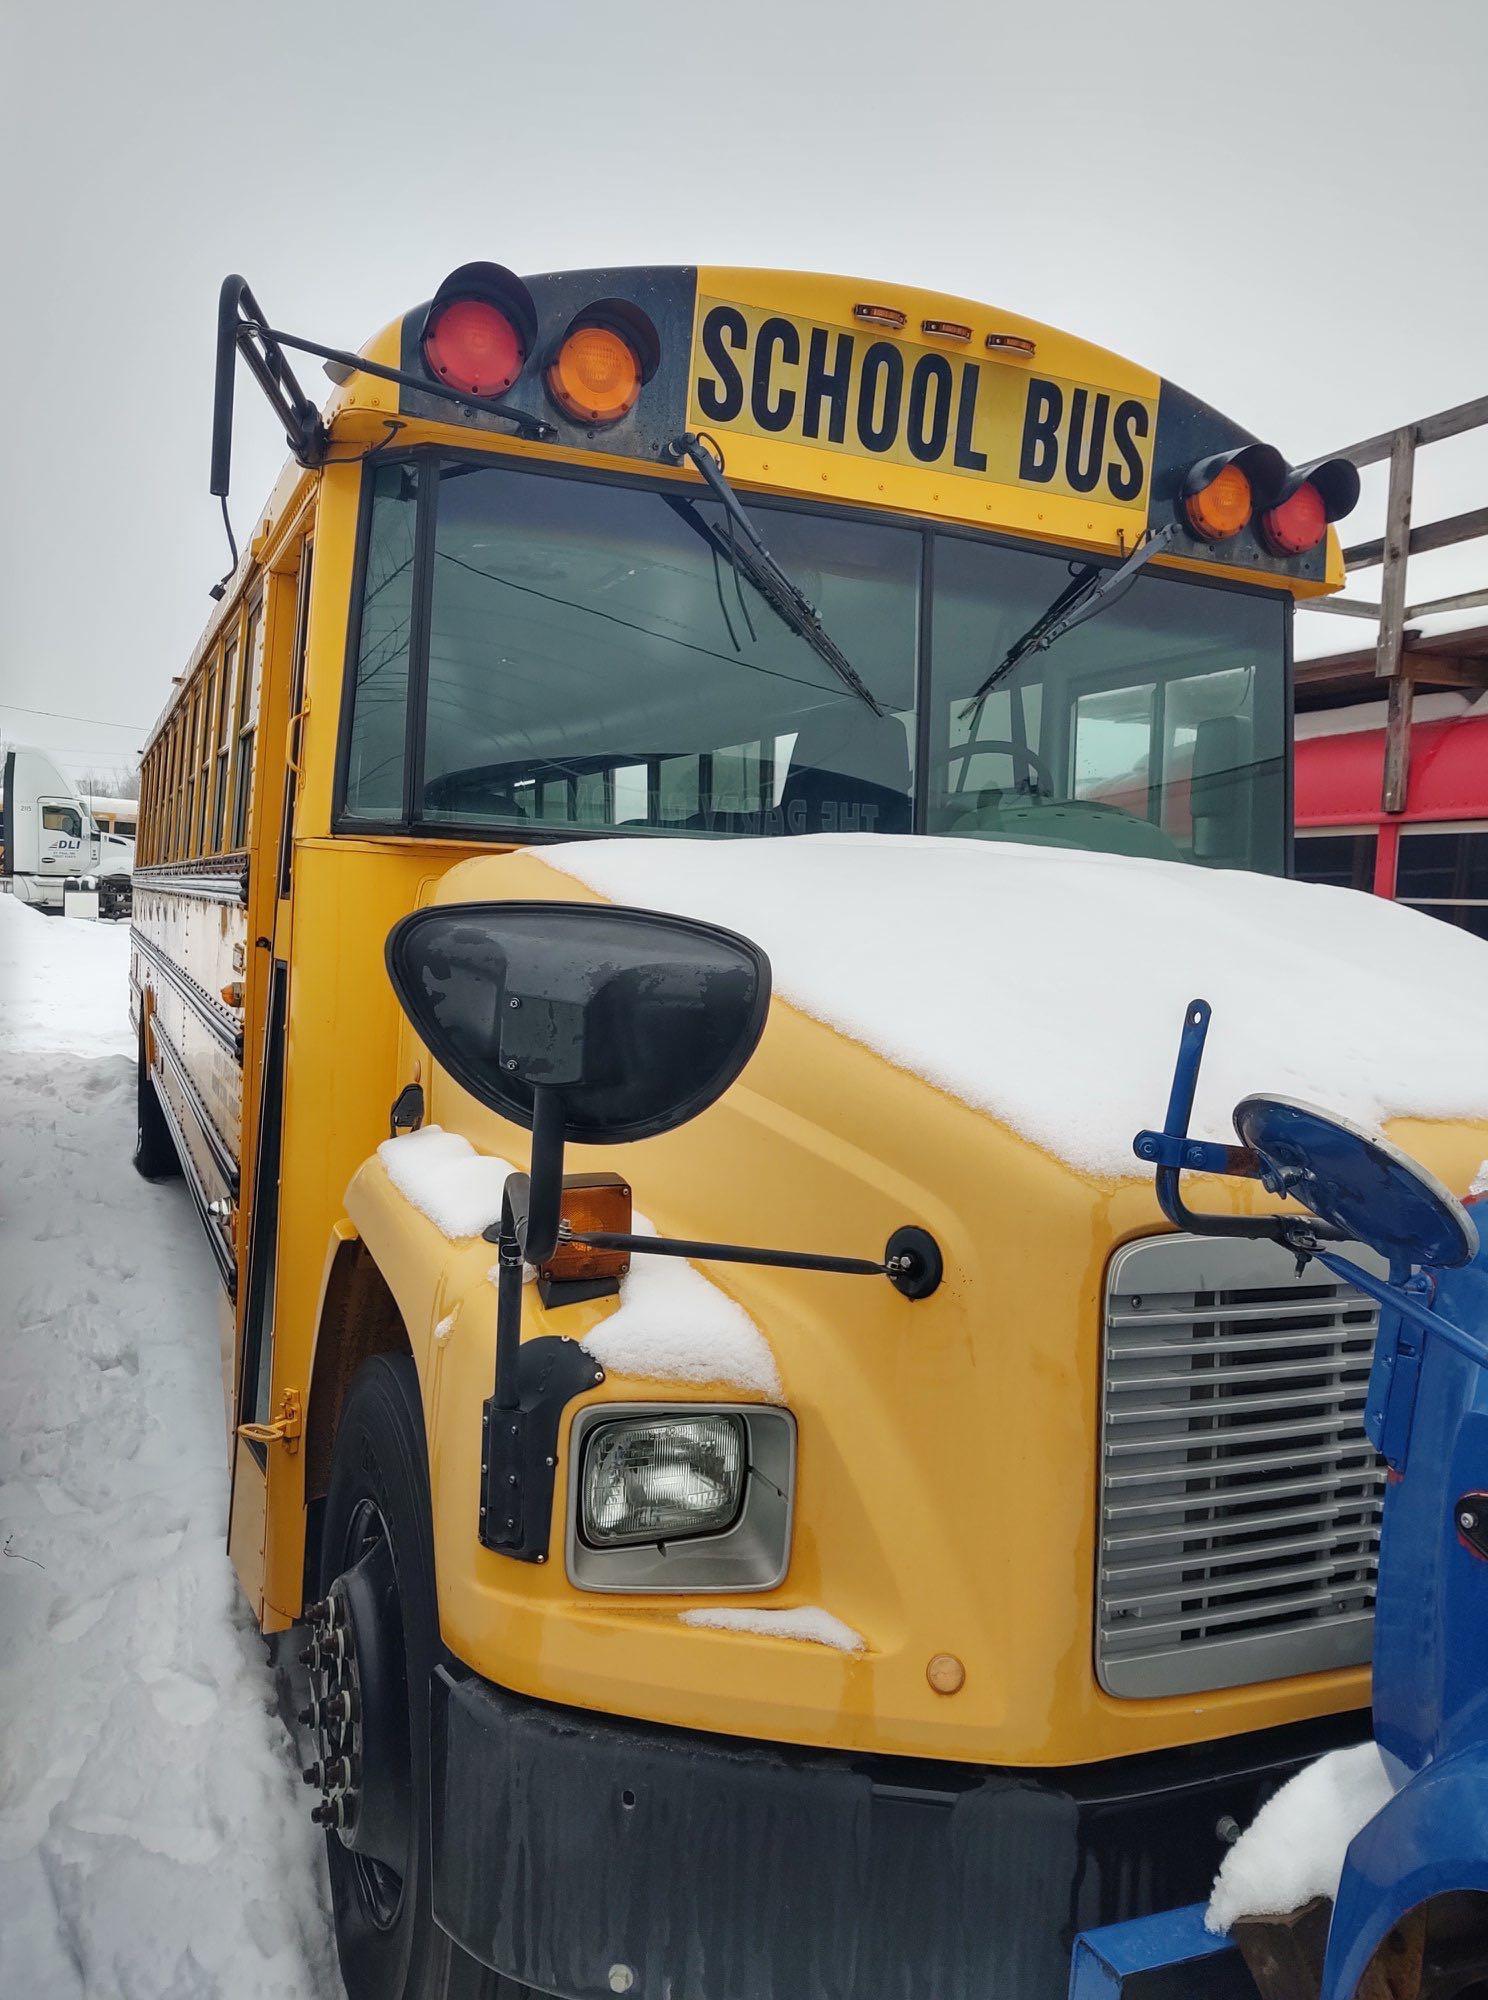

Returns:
1185,463,1253,542
921,318,972,342
536,1173,633,1293
853,302,907,328
985,332,1037,357
545,323,642,424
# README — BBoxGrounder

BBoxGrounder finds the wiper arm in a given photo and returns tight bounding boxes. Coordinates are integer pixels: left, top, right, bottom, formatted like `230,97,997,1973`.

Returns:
959,520,1179,723
667,432,887,716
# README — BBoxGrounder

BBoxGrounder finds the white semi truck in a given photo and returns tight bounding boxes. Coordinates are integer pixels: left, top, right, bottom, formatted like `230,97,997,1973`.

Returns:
1,747,135,917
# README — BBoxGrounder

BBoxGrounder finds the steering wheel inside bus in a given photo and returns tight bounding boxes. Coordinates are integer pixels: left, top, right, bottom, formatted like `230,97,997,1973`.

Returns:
930,740,1055,804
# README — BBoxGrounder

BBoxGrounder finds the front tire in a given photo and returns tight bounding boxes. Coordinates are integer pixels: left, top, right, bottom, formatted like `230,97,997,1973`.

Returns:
316,1356,529,2000
132,1022,181,1181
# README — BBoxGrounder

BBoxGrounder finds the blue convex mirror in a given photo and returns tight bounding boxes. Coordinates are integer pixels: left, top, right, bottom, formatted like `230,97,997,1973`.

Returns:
385,900,771,1145
1233,1095,1479,1271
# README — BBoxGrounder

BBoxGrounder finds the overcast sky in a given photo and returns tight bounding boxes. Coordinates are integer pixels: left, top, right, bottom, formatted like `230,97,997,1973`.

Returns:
2,0,1484,782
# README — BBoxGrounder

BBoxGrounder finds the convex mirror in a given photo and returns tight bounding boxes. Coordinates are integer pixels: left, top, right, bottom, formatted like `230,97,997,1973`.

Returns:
1233,1094,1479,1270
385,900,771,1145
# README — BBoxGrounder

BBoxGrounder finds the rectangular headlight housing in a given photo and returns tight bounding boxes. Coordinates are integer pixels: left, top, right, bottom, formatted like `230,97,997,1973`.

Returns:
580,1413,745,1548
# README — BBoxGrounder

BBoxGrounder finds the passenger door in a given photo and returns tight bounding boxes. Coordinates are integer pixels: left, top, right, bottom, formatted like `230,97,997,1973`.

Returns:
227,531,314,1625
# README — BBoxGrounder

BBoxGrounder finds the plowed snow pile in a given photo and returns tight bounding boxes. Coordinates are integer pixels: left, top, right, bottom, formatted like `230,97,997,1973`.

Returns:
0,899,337,1998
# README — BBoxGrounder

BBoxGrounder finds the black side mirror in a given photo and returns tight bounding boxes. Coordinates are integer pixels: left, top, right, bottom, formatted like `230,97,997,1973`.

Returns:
385,899,771,1151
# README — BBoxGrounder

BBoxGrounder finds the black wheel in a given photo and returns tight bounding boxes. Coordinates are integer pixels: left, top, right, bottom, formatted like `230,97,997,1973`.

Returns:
132,1021,181,1181
314,1355,530,2000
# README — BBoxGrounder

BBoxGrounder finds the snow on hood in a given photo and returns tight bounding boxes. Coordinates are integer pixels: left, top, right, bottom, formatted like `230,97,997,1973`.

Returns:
536,835,1488,1181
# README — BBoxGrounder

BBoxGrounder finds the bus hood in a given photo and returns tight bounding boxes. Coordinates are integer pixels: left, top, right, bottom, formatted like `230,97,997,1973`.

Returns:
442,833,1488,1184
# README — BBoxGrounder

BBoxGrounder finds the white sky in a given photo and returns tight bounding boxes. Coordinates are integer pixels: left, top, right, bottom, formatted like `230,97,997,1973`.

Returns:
1,0,1485,781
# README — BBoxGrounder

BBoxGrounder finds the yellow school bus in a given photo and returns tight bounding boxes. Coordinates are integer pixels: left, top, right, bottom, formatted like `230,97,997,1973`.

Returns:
128,261,1481,2000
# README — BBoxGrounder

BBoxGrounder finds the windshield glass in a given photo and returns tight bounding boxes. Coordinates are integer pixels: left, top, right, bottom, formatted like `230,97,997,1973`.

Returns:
341,457,1287,871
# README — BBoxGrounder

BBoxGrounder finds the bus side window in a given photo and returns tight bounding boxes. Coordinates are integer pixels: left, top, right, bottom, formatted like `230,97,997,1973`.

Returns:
195,663,216,854
278,542,314,898
342,462,419,823
213,636,237,851
231,600,263,849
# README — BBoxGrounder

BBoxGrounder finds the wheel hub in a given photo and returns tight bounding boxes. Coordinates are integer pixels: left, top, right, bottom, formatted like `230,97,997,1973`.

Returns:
299,1519,411,1887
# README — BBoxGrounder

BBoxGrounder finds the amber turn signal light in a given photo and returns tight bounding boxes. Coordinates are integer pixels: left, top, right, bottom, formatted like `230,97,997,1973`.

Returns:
536,1173,633,1294
545,324,643,425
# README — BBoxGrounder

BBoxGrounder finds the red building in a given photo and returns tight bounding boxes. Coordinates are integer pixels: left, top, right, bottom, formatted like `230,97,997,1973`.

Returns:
1294,624,1488,940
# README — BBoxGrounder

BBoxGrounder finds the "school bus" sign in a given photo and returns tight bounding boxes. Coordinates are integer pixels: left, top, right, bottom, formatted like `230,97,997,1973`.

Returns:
688,296,1157,509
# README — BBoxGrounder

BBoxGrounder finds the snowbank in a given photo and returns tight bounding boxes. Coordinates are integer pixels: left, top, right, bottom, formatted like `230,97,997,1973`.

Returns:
0,899,336,1995
1207,1743,1395,1932
0,896,134,1058
377,1129,781,1395
680,1605,865,1652
539,836,1488,1181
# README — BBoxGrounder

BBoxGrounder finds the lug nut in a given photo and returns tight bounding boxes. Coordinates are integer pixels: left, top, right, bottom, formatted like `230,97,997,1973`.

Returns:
311,1799,343,1828
304,1599,329,1624
302,1761,325,1787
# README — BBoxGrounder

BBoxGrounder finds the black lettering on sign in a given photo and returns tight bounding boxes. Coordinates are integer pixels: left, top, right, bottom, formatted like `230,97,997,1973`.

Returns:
1066,388,1110,495
801,326,854,443
857,342,904,453
696,305,747,422
1108,399,1149,501
751,315,800,433
1019,379,1063,484
953,363,988,471
906,353,953,464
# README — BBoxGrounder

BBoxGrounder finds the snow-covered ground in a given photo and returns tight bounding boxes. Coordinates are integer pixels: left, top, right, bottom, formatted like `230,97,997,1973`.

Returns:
0,898,339,1999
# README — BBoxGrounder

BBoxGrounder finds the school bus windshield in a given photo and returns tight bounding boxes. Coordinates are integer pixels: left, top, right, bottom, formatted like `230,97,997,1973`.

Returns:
340,453,1287,871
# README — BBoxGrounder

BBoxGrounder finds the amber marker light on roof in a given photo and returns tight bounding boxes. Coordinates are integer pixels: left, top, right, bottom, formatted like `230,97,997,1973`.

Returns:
1185,464,1254,543
985,333,1037,357
545,323,643,425
921,319,972,342
853,303,907,329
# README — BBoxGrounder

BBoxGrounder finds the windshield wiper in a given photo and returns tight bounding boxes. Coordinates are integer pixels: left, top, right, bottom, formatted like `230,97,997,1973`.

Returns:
959,520,1179,724
667,432,887,716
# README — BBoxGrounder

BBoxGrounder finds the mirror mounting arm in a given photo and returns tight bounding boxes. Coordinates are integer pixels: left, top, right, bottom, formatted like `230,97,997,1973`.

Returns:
566,1222,943,1301
1135,997,1340,1252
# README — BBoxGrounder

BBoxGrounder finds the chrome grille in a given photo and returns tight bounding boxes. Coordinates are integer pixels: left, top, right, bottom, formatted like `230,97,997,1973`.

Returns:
1098,1231,1384,1698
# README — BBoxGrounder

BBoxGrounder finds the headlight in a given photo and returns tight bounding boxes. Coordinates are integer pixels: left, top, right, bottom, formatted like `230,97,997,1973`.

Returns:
580,1414,746,1547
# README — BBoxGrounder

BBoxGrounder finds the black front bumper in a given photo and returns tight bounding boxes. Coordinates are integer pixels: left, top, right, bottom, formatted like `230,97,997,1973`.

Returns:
432,1668,1364,2000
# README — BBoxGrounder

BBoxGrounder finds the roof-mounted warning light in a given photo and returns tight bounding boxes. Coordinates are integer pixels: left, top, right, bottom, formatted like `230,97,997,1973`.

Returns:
1180,443,1287,544
1258,455,1362,556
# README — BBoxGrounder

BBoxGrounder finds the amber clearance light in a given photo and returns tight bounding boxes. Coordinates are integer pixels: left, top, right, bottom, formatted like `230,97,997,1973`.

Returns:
1185,463,1254,542
546,323,643,425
